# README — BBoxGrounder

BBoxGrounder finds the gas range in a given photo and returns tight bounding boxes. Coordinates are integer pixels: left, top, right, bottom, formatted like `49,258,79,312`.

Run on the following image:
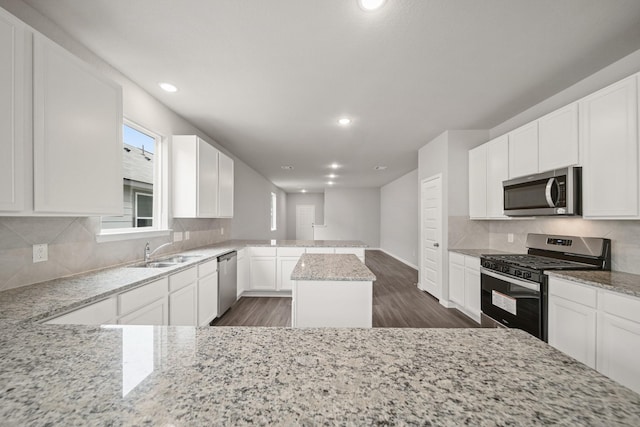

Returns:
479,233,611,341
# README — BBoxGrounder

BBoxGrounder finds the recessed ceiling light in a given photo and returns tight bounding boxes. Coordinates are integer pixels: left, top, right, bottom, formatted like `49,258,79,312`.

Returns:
281,165,294,170
159,82,178,93
327,174,338,179
338,117,352,126
374,165,388,170
358,0,386,11
330,163,340,169
327,181,335,186
301,189,307,193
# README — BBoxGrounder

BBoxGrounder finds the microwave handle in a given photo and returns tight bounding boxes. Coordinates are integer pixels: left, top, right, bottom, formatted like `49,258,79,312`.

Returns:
545,178,558,207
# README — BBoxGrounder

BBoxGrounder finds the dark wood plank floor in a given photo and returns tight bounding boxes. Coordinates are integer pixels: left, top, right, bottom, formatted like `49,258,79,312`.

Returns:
211,249,480,328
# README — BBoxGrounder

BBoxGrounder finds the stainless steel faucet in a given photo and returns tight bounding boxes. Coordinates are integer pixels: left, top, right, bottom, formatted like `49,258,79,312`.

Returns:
144,241,173,262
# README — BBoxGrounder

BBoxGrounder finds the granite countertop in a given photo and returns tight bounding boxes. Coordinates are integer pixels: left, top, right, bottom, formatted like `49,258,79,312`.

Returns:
291,254,376,281
1,325,639,425
548,270,640,298
0,239,368,323
449,248,515,257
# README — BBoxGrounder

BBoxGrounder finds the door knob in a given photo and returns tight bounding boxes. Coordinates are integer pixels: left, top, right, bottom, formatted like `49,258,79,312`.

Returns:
433,243,439,247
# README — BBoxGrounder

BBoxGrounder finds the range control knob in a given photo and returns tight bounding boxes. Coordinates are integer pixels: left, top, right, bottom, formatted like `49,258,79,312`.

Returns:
515,270,522,277
523,271,532,279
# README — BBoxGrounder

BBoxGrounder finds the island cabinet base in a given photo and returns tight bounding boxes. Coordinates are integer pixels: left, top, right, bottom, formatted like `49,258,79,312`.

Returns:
292,280,372,328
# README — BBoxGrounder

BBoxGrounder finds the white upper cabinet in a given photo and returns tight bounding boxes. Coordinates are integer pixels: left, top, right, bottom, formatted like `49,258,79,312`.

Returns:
486,135,509,218
33,33,122,215
172,135,234,218
218,151,234,217
0,9,25,212
580,75,638,218
468,144,487,219
508,122,539,178
538,103,579,172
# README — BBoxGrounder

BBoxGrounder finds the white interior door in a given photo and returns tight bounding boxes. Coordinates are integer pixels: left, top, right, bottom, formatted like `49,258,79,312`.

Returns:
296,205,315,240
420,175,443,299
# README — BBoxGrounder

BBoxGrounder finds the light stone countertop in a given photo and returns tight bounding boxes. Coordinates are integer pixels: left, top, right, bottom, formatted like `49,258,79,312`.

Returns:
0,239,367,323
1,324,639,425
291,253,376,281
548,270,640,298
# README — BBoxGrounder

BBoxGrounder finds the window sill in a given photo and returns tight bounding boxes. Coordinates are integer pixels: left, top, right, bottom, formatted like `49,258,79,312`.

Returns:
96,228,172,243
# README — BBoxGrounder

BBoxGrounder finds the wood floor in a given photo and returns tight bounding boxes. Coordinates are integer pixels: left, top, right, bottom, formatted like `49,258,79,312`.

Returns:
211,250,480,328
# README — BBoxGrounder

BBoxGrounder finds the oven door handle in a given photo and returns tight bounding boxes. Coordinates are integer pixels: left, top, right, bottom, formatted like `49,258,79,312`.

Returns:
480,268,541,292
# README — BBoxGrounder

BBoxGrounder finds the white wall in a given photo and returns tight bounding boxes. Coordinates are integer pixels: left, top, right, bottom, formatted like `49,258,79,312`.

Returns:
380,170,418,267
0,0,287,290
318,188,380,247
285,193,324,239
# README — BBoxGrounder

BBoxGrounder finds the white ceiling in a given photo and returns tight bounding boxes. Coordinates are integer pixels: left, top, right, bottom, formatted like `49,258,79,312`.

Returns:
23,0,640,192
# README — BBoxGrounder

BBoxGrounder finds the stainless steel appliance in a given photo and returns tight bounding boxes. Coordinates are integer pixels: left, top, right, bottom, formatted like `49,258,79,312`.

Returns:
217,251,237,318
480,233,610,341
503,166,581,216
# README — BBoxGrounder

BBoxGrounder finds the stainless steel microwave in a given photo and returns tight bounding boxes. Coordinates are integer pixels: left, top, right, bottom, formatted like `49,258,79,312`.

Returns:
503,166,581,216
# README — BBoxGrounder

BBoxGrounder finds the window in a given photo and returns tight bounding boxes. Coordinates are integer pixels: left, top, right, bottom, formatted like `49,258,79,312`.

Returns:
270,192,277,231
101,121,164,233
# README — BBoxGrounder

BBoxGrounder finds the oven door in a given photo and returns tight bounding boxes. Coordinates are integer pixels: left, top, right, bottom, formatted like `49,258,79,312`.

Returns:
481,268,545,340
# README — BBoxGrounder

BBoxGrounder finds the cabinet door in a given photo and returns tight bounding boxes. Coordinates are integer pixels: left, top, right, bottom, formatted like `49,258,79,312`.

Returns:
486,135,509,218
468,144,487,218
538,103,579,171
119,297,168,325
218,151,234,217
334,247,365,262
169,283,197,326
33,33,122,215
198,273,218,326
249,257,277,290
278,257,299,291
45,297,117,325
548,295,597,368
0,10,25,212
464,267,481,320
508,122,539,178
448,260,465,306
237,249,248,297
197,138,219,217
597,313,640,394
580,75,638,218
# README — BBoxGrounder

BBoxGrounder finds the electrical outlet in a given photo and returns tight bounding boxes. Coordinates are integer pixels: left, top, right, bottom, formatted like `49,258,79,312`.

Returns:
185,231,190,240
221,227,224,236
508,233,514,243
173,231,183,242
33,244,48,263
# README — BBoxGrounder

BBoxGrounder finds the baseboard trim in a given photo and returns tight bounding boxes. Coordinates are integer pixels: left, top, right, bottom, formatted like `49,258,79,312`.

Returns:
373,248,418,270
240,290,292,298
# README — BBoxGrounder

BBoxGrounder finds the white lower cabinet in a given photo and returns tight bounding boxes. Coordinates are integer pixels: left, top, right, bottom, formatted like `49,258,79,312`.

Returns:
447,252,481,323
237,249,248,297
197,259,218,326
277,247,305,291
45,297,117,325
119,297,168,325
118,278,169,325
169,283,197,326
248,247,277,291
335,247,365,263
548,276,640,394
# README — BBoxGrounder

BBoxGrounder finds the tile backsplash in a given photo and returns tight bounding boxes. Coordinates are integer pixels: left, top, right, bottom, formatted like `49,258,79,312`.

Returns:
0,217,231,292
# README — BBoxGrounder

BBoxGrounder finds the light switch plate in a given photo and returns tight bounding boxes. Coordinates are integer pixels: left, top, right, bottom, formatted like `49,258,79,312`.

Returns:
33,244,48,263
508,233,514,243
221,227,224,236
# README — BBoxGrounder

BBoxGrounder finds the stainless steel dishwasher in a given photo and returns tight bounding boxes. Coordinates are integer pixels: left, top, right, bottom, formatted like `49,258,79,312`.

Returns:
217,251,237,317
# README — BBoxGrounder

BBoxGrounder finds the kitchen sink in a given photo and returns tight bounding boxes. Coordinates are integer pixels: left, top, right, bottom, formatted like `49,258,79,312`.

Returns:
128,254,203,268
158,255,202,263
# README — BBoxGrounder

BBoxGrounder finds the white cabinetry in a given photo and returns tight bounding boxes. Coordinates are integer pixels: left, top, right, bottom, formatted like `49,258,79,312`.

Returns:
335,247,365,263
45,297,117,325
118,277,169,325
468,144,487,218
33,33,122,215
197,259,218,326
508,122,539,178
538,103,579,171
249,247,277,291
580,75,639,218
0,9,25,212
172,135,234,218
168,267,197,326
119,298,167,325
447,252,481,323
237,248,248,297
548,277,597,368
277,247,305,291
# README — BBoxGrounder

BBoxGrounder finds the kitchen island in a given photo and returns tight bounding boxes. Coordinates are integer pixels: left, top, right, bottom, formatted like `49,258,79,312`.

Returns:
290,253,376,328
1,324,639,425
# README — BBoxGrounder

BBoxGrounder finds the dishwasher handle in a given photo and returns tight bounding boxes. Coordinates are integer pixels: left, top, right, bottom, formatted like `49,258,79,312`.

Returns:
218,251,237,262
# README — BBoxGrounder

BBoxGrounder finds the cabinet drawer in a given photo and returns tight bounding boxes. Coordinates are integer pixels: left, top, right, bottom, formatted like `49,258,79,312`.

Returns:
119,278,168,315
277,247,305,257
464,255,480,270
169,267,197,293
601,290,640,323
449,252,465,266
250,246,277,257
198,259,218,278
548,277,597,308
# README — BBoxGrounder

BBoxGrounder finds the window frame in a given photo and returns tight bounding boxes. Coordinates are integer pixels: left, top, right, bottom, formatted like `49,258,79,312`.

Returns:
96,119,170,242
270,192,277,231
